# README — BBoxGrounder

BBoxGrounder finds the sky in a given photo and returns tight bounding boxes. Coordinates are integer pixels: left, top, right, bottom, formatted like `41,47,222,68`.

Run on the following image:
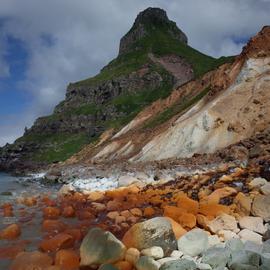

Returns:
0,0,269,146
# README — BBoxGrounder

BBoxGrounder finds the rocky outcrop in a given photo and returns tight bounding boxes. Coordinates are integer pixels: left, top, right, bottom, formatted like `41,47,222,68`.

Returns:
119,7,187,55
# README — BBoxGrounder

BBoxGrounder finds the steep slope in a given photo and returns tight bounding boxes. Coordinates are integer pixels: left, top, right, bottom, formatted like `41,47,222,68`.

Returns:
66,26,270,165
0,7,229,172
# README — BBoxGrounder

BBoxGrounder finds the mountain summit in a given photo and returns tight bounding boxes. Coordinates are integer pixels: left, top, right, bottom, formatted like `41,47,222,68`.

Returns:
119,7,188,55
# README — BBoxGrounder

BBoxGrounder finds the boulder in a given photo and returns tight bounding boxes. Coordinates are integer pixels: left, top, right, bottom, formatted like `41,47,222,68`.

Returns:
251,194,270,221
207,213,239,234
80,227,126,267
122,217,177,256
141,246,164,259
177,228,208,257
159,259,197,270
135,256,160,270
238,229,262,244
239,216,266,234
10,251,53,270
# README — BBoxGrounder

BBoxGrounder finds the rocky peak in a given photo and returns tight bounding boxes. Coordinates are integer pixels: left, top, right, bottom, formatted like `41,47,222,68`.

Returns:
119,7,188,55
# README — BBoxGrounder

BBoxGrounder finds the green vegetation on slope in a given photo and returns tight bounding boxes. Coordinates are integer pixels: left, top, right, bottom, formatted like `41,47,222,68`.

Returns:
144,86,211,129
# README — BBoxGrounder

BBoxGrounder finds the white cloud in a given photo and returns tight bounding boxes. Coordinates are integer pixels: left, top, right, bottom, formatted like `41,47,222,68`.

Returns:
0,0,270,145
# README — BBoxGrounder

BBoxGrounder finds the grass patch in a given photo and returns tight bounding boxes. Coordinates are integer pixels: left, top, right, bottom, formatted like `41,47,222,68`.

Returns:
144,86,211,129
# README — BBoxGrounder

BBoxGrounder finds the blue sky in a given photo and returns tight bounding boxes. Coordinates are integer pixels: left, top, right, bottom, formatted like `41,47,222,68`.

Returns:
0,0,270,146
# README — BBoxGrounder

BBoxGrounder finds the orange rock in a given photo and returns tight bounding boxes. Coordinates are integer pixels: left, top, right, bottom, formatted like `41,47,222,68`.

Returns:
163,205,185,222
55,249,80,270
120,210,132,219
42,220,67,233
0,224,21,240
201,187,237,204
107,211,120,220
43,207,61,219
143,207,155,217
115,216,127,224
177,212,197,229
42,196,57,207
64,228,82,242
62,206,75,218
130,208,142,217
0,244,25,259
114,260,133,270
199,203,230,218
107,199,123,211
176,193,199,215
39,233,74,252
87,191,105,202
72,192,86,203
10,251,53,270
2,203,14,217
196,214,211,229
77,210,95,220
23,196,38,207
165,217,187,239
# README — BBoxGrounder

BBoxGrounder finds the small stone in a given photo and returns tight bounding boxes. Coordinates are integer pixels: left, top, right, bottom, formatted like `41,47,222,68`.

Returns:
157,257,179,265
115,215,126,224
39,233,74,252
177,228,209,257
62,206,75,218
144,207,155,217
225,238,244,253
125,247,140,265
218,230,239,241
92,202,106,211
130,208,143,217
120,210,132,219
107,211,120,220
196,263,212,270
135,256,160,270
0,224,21,240
207,213,239,234
208,235,222,247
170,250,184,258
249,177,267,188
261,182,270,195
238,229,262,244
88,191,105,201
141,246,164,259
239,216,266,234
114,260,133,270
118,175,140,187
80,227,126,267
99,264,119,270
58,184,75,195
43,207,60,219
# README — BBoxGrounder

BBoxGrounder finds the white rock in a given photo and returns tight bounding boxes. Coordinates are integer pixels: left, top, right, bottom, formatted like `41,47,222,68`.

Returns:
261,182,270,195
170,250,184,258
157,257,179,265
181,255,197,262
249,177,267,188
218,230,239,241
208,213,239,234
141,246,164,259
238,229,262,244
239,216,267,234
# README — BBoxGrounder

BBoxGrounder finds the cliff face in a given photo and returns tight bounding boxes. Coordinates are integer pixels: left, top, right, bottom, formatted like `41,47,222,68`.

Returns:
65,26,270,166
0,7,226,172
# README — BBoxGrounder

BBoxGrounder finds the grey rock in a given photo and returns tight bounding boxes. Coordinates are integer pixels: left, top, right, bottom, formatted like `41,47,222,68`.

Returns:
261,253,270,269
177,229,208,257
80,227,126,267
159,259,197,270
225,238,244,253
201,247,230,269
135,256,160,270
261,182,270,195
239,216,266,234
